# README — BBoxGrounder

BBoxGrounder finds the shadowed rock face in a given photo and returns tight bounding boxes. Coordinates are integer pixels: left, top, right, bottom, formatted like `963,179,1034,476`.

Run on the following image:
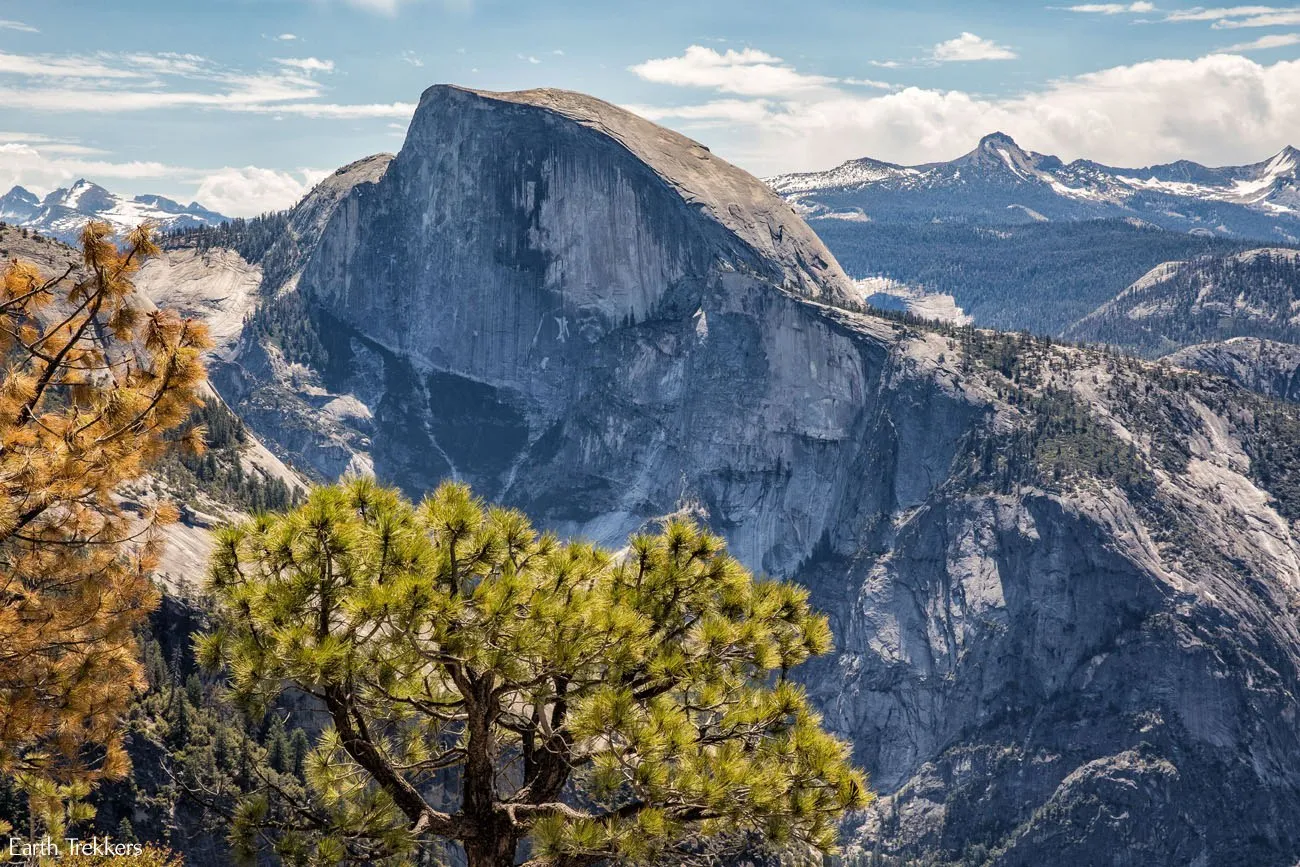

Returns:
154,85,1300,865
1168,337,1300,403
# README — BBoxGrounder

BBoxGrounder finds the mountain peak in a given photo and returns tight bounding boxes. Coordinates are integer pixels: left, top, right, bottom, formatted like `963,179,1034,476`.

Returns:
409,84,857,305
4,178,228,242
978,131,1023,150
1272,144,1300,167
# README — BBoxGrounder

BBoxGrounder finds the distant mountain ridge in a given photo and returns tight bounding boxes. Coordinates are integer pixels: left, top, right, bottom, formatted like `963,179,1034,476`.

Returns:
0,178,227,243
1065,247,1300,354
768,133,1300,240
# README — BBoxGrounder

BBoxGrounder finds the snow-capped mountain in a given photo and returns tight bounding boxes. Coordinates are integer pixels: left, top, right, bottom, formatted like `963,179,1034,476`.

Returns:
768,133,1300,241
0,179,228,243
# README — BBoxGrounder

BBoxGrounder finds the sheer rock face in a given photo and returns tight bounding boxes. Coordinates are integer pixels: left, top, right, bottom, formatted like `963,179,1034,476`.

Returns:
150,86,1300,865
1168,337,1300,402
301,86,854,392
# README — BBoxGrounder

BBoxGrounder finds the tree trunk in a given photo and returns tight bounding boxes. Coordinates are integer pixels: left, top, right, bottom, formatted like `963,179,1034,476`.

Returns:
464,825,518,867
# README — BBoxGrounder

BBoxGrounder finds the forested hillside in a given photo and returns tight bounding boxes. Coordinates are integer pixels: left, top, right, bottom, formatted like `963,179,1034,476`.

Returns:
812,219,1281,334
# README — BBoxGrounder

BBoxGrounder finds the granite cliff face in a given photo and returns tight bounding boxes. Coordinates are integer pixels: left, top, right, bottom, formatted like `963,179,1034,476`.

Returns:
1168,337,1300,403
153,86,1300,865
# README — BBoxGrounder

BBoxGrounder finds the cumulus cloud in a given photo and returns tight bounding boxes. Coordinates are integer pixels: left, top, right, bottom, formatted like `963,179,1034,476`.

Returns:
0,133,339,218
194,166,330,216
0,139,178,200
630,46,842,97
931,33,1019,62
631,50,1300,175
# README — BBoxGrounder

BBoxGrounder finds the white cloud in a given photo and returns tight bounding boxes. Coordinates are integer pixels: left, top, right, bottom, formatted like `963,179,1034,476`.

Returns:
274,57,335,74
517,54,541,64
194,166,330,216
247,102,416,118
0,141,179,202
631,50,1300,175
1161,5,1300,26
1165,5,1283,21
625,98,776,125
1215,10,1300,26
342,0,405,12
0,48,411,120
0,50,153,79
931,32,1018,62
276,33,298,41
401,50,424,67
1066,2,1156,12
335,0,471,13
844,77,898,89
1222,32,1300,49
630,45,838,97
0,135,346,219
0,19,38,32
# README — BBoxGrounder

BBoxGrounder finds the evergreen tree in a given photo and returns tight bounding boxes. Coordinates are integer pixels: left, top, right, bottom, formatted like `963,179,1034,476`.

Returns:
0,222,209,835
199,479,870,867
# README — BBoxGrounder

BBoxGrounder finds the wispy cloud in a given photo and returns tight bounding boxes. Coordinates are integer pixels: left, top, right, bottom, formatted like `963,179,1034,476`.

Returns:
334,0,472,14
1163,5,1300,27
0,19,38,33
0,48,410,119
931,32,1018,61
1222,31,1300,49
245,102,415,118
1215,10,1300,27
275,33,299,41
274,57,335,74
1065,2,1156,12
1165,5,1283,21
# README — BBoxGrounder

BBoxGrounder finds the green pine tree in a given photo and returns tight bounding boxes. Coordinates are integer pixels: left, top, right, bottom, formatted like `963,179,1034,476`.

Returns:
198,479,870,867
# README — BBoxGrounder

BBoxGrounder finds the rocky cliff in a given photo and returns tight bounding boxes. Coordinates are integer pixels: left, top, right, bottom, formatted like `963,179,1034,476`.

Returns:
1168,336,1300,403
148,86,1300,865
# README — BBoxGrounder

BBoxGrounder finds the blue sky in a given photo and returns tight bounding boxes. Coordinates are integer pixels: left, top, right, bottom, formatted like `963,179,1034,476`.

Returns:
3,0,1300,214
